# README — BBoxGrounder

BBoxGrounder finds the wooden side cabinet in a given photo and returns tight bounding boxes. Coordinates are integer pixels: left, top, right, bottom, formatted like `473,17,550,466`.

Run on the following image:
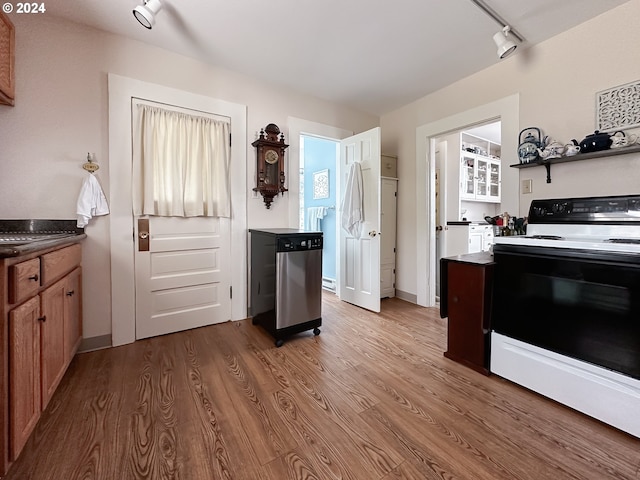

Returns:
2,242,83,472
440,253,494,375
0,11,15,106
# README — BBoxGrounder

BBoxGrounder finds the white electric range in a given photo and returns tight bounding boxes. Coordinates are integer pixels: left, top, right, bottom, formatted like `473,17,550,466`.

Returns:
490,194,640,438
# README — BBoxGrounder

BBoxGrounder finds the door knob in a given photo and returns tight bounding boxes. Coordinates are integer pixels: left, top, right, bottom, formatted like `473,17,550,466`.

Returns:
369,230,378,238
139,232,149,239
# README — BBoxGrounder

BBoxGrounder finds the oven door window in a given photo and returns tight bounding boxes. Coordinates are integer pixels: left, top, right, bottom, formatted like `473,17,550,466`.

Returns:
492,246,640,380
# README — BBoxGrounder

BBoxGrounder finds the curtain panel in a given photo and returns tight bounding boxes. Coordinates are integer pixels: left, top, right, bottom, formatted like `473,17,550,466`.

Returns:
133,104,231,217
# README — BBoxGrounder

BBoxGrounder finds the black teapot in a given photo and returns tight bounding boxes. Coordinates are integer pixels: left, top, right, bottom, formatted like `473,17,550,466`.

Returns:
576,130,612,153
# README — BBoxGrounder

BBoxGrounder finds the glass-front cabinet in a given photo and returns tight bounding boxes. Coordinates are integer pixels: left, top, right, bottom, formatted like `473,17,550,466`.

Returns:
460,133,501,203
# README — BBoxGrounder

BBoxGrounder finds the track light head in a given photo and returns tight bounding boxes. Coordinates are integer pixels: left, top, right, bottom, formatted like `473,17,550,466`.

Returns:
493,26,517,59
133,0,163,29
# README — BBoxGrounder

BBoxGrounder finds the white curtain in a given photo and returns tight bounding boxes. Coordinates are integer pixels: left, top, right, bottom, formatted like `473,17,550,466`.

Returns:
133,104,231,217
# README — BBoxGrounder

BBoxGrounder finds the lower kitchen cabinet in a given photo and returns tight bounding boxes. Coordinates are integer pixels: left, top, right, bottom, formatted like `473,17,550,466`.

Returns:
64,268,82,364
40,276,69,410
8,297,40,461
1,242,83,471
440,252,494,375
447,223,494,256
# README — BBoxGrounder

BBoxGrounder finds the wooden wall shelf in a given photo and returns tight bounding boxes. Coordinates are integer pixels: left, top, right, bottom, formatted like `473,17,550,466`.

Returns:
509,144,640,183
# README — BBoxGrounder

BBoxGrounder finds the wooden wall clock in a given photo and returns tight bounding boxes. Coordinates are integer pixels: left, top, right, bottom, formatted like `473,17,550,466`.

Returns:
252,123,288,209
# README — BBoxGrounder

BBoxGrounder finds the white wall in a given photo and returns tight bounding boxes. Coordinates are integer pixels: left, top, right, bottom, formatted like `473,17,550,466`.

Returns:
382,0,640,300
0,14,378,343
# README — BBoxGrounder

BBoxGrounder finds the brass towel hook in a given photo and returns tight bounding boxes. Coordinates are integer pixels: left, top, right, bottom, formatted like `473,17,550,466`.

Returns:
82,152,99,173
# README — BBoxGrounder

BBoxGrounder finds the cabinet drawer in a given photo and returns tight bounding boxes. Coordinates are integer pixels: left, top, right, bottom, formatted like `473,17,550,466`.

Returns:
41,244,81,285
8,258,41,304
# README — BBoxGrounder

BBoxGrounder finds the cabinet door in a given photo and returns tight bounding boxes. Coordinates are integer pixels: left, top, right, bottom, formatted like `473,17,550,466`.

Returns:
0,11,15,105
475,157,488,199
40,279,67,410
445,261,492,374
488,160,501,202
9,296,41,460
64,268,82,364
469,230,483,253
460,154,476,199
380,179,397,298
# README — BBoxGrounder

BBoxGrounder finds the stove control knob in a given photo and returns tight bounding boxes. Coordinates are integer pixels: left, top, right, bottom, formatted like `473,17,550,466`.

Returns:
552,202,568,214
532,206,547,217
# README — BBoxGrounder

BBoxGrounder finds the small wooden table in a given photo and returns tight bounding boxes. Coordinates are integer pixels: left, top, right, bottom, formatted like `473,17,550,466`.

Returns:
440,252,494,375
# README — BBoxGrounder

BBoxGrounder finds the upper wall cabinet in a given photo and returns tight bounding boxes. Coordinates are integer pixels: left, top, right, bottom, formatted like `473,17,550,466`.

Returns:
460,133,501,203
0,12,15,106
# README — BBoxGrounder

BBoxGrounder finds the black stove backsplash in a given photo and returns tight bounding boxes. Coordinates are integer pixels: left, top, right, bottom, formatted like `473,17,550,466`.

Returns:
0,219,83,234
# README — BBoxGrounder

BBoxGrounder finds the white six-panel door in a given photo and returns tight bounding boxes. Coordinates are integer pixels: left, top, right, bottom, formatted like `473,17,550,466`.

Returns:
339,127,381,313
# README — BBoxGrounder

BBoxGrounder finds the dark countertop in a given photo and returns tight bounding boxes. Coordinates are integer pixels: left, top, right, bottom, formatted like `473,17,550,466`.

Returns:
0,219,86,258
446,221,471,226
441,251,494,265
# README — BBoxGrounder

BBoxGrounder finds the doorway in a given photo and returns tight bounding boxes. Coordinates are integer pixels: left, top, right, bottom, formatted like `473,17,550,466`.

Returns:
299,134,339,292
434,121,501,300
415,94,520,307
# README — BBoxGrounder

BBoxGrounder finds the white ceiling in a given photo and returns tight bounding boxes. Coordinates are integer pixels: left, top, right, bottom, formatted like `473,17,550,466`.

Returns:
45,0,630,115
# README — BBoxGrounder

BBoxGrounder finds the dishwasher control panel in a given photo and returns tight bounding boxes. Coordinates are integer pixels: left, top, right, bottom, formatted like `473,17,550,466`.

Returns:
277,235,323,251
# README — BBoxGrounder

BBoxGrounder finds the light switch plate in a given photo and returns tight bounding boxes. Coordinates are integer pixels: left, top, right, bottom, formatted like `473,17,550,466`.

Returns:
522,179,533,194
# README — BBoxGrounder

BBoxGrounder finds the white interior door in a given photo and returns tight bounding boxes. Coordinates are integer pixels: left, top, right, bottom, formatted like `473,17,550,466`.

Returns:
134,216,231,339
435,141,447,298
338,127,381,313
130,97,233,340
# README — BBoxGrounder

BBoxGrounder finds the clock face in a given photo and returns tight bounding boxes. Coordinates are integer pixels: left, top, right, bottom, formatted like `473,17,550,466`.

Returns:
265,149,279,164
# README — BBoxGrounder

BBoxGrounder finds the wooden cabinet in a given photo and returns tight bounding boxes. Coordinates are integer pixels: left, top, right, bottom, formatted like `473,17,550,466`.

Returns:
64,268,82,364
8,259,40,304
8,297,40,461
440,253,494,375
1,242,83,472
40,278,68,410
0,12,15,106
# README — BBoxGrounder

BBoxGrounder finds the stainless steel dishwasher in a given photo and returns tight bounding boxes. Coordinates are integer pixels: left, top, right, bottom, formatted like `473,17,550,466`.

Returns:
249,229,322,347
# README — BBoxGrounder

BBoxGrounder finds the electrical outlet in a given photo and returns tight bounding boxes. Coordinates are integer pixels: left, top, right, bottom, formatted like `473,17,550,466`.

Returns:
522,179,533,194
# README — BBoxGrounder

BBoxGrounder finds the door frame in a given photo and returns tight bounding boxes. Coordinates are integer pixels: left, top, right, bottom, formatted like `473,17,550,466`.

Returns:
415,94,519,307
287,118,353,291
108,74,247,346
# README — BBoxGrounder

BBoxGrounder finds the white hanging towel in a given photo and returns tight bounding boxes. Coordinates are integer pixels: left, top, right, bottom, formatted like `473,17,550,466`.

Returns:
76,173,110,227
306,206,328,231
340,162,363,237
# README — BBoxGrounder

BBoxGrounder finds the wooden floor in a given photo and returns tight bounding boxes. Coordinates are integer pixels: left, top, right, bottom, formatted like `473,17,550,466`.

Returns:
7,293,640,479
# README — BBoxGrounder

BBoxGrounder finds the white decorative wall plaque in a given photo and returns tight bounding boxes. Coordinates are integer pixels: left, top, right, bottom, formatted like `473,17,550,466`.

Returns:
313,169,329,199
596,80,640,132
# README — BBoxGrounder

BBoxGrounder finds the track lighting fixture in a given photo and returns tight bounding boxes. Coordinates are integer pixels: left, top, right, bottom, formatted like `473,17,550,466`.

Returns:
133,0,163,29
493,26,517,59
469,0,524,59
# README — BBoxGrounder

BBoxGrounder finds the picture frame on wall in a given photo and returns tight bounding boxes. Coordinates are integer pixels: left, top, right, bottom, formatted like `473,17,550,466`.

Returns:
313,169,329,199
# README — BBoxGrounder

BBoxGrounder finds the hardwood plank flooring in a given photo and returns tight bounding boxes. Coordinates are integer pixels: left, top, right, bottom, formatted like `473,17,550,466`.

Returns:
6,293,640,479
